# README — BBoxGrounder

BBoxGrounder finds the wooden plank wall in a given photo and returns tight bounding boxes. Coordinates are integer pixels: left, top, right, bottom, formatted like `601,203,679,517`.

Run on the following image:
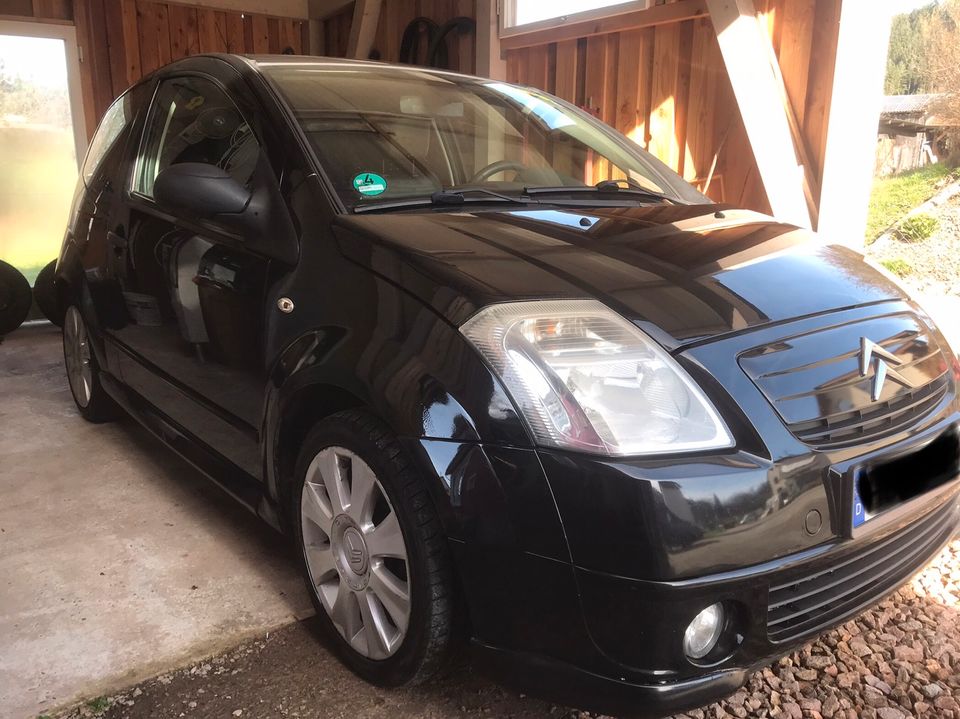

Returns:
322,1,476,74
4,0,309,137
95,1,308,118
7,0,75,20
504,0,841,222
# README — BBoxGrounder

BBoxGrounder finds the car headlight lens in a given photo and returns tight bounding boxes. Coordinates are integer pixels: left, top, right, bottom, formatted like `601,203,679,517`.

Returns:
460,299,734,456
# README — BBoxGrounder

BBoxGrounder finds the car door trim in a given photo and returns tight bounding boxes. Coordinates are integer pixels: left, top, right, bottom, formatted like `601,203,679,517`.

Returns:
106,333,259,441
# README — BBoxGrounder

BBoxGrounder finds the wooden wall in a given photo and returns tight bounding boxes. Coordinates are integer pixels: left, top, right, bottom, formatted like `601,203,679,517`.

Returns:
2,0,74,20
503,0,841,221
322,0,476,74
3,0,309,137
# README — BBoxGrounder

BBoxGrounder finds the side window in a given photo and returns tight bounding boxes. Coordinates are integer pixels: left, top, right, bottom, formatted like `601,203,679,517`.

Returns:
82,92,133,186
135,76,259,199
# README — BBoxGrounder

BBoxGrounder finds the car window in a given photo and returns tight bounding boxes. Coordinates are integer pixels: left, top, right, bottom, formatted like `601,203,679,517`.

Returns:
301,112,453,202
262,65,708,209
135,76,259,199
82,92,134,186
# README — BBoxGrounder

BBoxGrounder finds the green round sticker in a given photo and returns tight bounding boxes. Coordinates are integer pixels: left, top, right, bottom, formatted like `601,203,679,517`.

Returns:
353,172,387,197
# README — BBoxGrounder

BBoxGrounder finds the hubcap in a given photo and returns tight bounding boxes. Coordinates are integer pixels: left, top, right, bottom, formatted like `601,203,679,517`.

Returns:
63,306,93,407
300,447,411,660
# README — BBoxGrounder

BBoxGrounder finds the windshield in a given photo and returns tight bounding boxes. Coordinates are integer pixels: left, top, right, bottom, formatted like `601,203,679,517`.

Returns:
261,62,708,210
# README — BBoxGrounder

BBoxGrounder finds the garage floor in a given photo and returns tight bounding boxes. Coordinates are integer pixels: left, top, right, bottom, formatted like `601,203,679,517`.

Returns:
0,325,313,719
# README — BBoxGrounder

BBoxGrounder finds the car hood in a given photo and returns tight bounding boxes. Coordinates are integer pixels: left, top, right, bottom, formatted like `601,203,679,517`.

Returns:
334,204,905,350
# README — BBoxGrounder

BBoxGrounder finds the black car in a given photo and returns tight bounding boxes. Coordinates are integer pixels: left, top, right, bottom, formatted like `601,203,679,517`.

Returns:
56,55,960,717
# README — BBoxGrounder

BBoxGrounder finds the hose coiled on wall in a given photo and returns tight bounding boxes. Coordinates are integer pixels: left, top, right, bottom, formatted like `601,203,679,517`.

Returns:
399,16,476,69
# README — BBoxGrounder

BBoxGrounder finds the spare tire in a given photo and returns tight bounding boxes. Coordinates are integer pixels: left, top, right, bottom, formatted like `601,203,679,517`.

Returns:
0,260,32,335
33,259,63,326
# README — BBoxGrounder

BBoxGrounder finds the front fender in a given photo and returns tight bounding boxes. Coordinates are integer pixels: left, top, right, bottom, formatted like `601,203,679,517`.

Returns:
262,274,534,532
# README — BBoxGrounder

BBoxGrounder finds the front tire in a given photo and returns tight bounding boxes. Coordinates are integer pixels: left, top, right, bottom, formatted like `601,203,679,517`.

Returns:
293,410,457,686
63,305,116,422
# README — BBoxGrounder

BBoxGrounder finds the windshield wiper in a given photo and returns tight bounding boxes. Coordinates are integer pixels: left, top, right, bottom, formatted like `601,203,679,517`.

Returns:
523,179,675,204
430,187,535,206
353,187,534,213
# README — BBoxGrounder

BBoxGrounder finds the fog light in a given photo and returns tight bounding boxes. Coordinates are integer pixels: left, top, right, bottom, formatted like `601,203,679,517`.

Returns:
683,603,725,660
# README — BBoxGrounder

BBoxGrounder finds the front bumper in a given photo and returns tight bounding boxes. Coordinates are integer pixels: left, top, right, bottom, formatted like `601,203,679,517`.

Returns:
469,493,959,718
417,413,960,717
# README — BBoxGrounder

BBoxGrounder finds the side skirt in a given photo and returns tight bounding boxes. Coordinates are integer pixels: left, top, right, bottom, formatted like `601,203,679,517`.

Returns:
99,370,284,533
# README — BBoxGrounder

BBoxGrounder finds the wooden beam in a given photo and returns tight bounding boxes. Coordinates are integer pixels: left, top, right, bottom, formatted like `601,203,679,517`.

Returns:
0,13,72,24
818,0,891,247
476,0,506,79
764,35,819,227
345,0,379,59
308,0,352,21
500,0,707,52
706,0,810,228
162,0,308,19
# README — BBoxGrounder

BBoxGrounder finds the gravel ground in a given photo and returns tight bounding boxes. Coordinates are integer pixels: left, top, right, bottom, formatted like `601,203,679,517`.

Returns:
50,539,960,719
868,191,960,298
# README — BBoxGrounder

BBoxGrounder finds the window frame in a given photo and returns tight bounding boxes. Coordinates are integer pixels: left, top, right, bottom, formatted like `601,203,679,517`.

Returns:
499,0,651,37
130,71,261,204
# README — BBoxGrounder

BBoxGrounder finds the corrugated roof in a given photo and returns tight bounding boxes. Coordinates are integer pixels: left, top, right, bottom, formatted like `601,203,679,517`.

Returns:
882,94,942,114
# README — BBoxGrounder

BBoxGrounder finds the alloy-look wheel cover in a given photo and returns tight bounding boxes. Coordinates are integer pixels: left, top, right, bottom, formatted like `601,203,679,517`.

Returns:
63,306,93,408
300,446,411,660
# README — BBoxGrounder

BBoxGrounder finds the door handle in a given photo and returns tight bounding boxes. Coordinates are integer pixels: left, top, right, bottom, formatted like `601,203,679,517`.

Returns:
193,275,230,291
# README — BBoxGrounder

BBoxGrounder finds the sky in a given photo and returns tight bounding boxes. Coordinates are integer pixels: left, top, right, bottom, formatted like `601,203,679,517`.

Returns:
896,0,939,12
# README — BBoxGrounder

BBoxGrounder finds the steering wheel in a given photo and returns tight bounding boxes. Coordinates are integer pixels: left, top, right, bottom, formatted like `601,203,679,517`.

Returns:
470,160,528,184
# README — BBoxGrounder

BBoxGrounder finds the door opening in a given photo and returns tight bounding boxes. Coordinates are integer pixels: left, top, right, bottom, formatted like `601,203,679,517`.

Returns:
0,21,87,287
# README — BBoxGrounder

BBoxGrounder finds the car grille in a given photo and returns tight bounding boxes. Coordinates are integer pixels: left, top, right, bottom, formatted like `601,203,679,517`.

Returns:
739,313,950,450
766,500,957,643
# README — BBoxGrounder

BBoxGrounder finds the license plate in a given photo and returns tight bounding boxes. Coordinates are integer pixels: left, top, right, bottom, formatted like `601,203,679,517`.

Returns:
853,429,959,529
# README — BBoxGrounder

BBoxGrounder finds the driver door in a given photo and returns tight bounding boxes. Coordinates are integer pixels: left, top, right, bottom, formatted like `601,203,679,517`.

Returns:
111,74,268,478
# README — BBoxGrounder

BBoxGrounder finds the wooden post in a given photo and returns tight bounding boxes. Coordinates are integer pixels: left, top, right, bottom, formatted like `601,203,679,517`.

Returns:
706,0,810,229
818,1,892,248
346,0,381,60
476,0,506,80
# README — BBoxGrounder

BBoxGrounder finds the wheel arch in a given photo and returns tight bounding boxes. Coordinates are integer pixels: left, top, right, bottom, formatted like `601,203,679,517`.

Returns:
271,380,367,531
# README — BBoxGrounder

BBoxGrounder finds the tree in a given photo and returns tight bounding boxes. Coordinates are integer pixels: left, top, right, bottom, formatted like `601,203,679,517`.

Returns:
886,4,940,95
0,59,71,128
925,1,960,126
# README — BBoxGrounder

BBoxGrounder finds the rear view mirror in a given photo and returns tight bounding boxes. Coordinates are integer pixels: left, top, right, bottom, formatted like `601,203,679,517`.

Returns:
154,163,251,219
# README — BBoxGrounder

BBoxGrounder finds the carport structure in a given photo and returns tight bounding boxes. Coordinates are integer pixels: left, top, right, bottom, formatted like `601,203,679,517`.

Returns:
7,0,894,243
0,0,895,715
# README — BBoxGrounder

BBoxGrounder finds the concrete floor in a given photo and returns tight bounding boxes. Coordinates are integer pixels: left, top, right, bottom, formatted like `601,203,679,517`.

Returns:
0,325,313,719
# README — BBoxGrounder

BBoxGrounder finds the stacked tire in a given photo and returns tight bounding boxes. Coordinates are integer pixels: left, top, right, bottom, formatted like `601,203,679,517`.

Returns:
0,260,32,337
0,258,62,337
33,260,64,326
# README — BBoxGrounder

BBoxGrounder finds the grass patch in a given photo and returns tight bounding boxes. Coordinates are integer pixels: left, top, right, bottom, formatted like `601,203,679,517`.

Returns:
86,696,110,713
880,258,914,277
866,164,958,242
896,212,939,242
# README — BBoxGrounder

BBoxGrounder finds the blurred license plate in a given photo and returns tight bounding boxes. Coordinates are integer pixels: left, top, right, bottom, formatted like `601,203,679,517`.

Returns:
853,430,959,528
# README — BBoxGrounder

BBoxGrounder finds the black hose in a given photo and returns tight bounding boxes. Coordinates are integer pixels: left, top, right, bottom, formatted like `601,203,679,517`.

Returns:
426,16,476,69
399,17,444,67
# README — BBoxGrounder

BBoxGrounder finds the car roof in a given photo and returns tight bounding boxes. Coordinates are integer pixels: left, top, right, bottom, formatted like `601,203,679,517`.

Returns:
173,53,489,85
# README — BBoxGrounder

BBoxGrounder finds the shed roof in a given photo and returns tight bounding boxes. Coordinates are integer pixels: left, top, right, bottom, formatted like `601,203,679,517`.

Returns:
882,94,941,115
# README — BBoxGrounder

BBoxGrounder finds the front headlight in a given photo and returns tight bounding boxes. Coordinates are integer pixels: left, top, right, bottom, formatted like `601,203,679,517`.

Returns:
460,299,734,456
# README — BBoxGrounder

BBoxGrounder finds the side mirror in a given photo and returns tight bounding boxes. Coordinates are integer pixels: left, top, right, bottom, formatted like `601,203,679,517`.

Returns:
154,163,252,219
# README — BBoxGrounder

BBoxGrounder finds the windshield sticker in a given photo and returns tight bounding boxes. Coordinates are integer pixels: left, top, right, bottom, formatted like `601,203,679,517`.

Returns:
353,172,387,197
